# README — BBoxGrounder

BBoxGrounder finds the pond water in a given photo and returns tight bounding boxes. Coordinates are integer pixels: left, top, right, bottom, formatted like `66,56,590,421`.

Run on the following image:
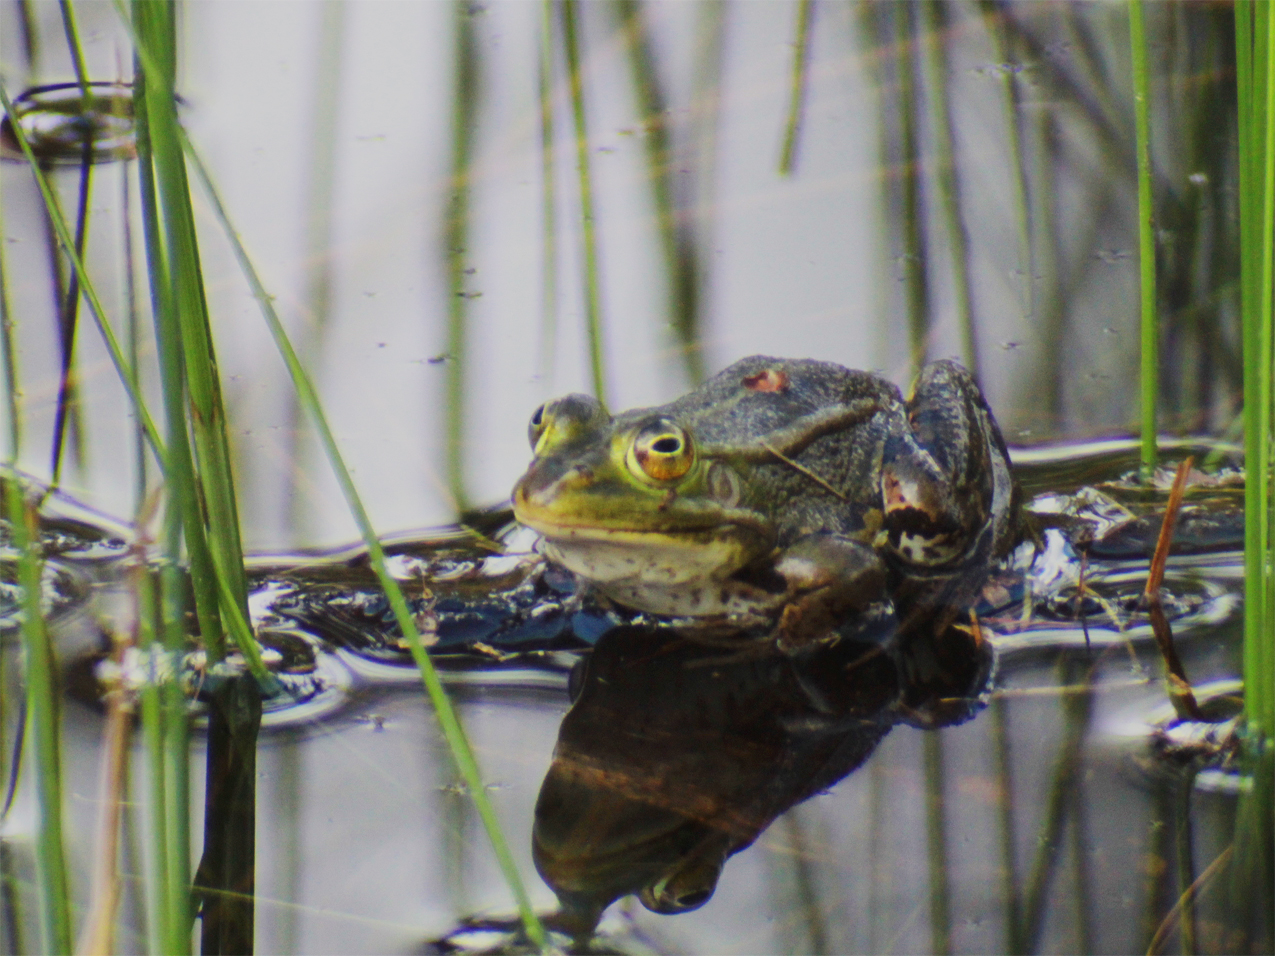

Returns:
0,2,1265,954
0,438,1257,954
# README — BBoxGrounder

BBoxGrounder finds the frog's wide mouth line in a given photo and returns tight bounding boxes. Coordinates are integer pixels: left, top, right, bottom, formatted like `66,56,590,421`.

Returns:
513,510,742,546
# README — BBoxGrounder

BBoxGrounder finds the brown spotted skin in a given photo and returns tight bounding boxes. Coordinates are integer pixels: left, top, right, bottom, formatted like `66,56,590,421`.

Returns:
513,355,1018,629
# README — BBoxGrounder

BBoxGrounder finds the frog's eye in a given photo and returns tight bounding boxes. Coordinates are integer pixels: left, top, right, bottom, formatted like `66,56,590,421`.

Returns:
640,858,721,914
528,394,609,454
528,403,548,450
628,419,695,482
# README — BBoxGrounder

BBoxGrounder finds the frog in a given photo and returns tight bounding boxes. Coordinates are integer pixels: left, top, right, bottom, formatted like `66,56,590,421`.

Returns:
512,355,1018,638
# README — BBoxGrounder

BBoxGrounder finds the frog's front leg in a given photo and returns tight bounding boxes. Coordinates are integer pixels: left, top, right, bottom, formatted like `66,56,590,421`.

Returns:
772,533,888,648
879,360,1005,568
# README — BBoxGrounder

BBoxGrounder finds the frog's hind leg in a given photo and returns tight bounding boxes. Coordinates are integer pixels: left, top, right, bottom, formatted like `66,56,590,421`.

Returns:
881,360,1000,567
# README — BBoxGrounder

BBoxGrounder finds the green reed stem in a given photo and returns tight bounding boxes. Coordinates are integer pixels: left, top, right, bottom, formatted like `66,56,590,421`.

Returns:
58,0,91,97
1235,0,1274,744
445,0,479,515
5,483,72,956
123,167,147,511
135,560,172,956
183,141,549,951
778,0,812,175
132,0,249,636
0,176,20,460
617,0,704,385
131,29,197,952
16,0,40,71
537,0,559,381
896,2,929,375
107,0,269,683
158,559,192,956
921,0,978,382
1130,0,1158,473
561,0,608,408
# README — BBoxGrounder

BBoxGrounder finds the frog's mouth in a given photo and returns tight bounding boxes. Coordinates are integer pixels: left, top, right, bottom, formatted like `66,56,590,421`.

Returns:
512,460,775,585
514,508,765,586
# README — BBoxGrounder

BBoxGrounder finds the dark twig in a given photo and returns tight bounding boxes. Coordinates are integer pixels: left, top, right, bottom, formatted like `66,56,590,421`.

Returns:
1143,457,1204,720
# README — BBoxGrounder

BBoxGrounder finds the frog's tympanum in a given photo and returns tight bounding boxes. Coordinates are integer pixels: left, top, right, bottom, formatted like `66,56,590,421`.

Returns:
533,620,994,939
513,356,1018,641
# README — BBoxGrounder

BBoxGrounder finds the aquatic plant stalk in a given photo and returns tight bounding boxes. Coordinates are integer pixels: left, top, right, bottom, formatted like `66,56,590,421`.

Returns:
895,3,930,375
132,0,249,635
561,0,608,407
1231,6,1275,946
182,140,549,951
0,178,19,459
1234,0,1274,742
921,0,979,383
617,0,704,385
1130,0,1159,472
778,0,812,175
129,33,198,950
537,0,559,380
445,0,479,515
133,557,173,956
5,483,72,956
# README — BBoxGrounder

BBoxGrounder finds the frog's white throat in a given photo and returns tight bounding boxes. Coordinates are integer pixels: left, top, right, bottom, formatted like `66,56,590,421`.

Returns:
538,529,778,618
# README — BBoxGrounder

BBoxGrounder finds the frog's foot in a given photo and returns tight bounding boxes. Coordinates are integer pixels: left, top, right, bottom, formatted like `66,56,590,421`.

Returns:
881,360,1000,568
880,453,968,565
773,534,888,648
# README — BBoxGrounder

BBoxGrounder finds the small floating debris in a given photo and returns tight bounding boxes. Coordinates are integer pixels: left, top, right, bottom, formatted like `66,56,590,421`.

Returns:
1,82,136,165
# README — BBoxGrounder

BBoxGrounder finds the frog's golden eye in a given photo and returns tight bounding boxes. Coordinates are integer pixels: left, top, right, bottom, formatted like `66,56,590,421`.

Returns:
628,419,694,482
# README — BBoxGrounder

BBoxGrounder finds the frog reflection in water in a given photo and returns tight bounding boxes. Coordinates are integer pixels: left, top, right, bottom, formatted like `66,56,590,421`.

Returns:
513,356,1018,641
533,620,994,939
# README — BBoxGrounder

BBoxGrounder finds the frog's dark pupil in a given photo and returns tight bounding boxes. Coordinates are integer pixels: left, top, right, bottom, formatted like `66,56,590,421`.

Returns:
652,436,681,454
531,405,544,427
675,889,711,908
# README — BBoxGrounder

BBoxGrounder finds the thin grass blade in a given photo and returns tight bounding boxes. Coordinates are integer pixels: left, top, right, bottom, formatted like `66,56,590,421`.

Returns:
4,482,72,956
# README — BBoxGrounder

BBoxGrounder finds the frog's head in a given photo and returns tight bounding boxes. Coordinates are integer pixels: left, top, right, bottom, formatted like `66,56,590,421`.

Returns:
512,393,775,589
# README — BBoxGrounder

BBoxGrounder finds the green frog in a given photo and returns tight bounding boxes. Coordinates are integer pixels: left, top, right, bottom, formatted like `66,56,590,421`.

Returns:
512,356,1017,637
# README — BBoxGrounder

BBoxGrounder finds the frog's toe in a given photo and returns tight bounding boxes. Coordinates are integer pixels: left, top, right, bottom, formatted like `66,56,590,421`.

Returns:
773,535,889,645
880,458,967,566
